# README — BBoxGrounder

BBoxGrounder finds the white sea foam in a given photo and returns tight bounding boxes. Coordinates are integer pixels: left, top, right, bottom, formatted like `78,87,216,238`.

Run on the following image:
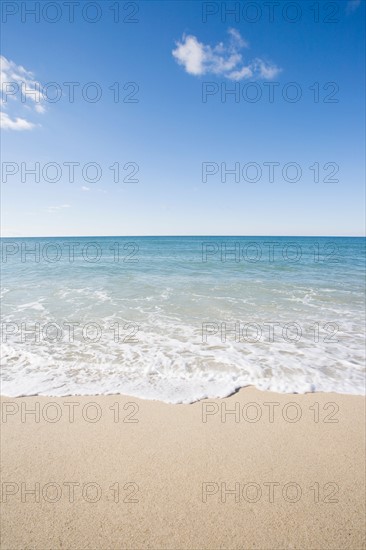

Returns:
1,316,365,402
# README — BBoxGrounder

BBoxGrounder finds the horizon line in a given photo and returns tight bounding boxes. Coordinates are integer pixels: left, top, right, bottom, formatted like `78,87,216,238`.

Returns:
1,234,365,239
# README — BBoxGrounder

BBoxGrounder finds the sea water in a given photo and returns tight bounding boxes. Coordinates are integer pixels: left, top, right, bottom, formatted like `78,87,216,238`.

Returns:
1,236,365,402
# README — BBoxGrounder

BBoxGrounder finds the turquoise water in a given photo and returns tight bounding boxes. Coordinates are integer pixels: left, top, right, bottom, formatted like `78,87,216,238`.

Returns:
1,237,365,402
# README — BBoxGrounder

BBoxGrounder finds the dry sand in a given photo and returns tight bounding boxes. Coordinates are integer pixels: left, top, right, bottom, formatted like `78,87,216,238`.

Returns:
1,387,365,549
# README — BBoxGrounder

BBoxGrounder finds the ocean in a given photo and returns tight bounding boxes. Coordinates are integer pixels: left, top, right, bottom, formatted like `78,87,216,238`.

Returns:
1,236,365,403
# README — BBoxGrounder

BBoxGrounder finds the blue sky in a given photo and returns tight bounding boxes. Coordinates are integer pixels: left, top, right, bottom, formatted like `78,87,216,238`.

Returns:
1,0,365,236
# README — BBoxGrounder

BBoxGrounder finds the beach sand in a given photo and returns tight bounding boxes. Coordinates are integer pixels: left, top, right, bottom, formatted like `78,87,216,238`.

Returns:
1,387,365,549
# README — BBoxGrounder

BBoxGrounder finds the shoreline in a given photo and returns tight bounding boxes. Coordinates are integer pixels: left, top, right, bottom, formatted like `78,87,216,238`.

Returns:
1,387,365,549
1,383,365,404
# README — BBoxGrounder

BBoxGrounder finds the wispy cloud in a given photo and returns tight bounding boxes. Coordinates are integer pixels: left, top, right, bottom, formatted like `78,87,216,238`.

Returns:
81,186,90,191
46,204,71,213
172,29,281,81
0,56,46,131
346,0,361,12
0,111,35,131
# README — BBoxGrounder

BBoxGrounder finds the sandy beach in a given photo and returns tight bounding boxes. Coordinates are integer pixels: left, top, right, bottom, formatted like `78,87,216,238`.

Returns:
2,0,365,546
1,387,365,549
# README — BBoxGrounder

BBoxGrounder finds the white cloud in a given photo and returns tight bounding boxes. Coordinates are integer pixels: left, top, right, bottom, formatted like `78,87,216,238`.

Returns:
0,111,35,131
227,28,248,49
0,56,46,131
256,59,281,80
228,66,253,81
172,29,281,81
172,35,205,75
46,204,71,213
35,104,46,114
81,186,90,191
347,0,361,12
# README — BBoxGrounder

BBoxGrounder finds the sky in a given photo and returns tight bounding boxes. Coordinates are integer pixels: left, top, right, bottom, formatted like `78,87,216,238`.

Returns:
0,0,365,237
